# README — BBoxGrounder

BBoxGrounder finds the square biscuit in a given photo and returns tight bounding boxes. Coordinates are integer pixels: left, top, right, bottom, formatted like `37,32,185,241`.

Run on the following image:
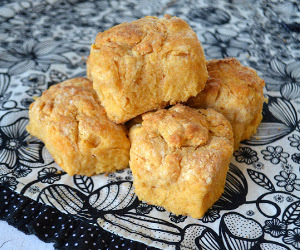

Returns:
129,104,234,218
88,15,208,123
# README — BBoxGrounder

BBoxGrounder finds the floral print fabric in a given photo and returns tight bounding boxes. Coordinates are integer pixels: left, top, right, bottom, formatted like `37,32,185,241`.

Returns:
0,0,299,249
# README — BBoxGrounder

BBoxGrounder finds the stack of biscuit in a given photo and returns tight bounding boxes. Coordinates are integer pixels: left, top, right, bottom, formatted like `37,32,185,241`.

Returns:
27,15,264,218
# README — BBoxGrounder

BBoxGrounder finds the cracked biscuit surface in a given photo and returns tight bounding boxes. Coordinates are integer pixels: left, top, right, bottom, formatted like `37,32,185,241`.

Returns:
27,77,130,176
88,15,208,123
129,104,233,218
187,58,265,150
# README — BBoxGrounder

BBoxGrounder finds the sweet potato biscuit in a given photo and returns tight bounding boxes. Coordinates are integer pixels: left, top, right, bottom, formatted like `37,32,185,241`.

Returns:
129,104,233,218
187,58,265,150
88,15,208,123
27,77,130,176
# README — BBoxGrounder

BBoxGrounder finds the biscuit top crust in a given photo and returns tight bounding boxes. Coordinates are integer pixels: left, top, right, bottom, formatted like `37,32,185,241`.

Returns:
142,104,233,148
188,57,265,122
94,15,198,58
130,104,233,185
89,15,208,123
28,77,129,152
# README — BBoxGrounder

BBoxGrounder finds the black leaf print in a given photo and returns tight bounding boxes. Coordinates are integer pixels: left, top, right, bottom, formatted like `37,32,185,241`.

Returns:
88,181,138,214
246,96,300,146
256,240,290,249
100,213,183,244
0,73,11,106
244,122,292,146
73,175,94,193
195,227,223,249
247,169,276,191
268,97,298,129
213,163,248,210
0,73,10,96
282,201,300,225
0,39,72,75
280,82,300,101
264,59,300,91
220,212,264,250
37,184,86,215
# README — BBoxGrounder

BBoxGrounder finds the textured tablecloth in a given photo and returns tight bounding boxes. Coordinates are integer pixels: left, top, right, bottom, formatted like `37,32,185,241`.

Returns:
0,0,299,249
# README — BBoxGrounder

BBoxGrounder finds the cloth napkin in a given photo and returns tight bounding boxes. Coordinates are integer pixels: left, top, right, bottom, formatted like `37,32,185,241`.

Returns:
0,0,299,249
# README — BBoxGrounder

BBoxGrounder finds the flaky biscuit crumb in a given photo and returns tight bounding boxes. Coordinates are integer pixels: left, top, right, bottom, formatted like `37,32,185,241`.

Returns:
129,104,233,218
187,57,265,150
27,77,130,176
88,15,208,123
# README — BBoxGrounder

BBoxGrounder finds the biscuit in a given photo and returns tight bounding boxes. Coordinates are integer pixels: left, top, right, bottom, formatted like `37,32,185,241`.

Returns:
129,104,233,218
27,77,130,176
88,15,208,123
187,58,265,150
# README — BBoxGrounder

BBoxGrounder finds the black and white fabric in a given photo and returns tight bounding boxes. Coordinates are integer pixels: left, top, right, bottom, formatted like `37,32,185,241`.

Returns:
0,0,299,249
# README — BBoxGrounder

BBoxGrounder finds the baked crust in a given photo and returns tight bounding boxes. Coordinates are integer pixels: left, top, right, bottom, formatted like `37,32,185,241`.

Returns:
129,104,233,218
187,57,265,150
88,15,208,123
27,77,130,176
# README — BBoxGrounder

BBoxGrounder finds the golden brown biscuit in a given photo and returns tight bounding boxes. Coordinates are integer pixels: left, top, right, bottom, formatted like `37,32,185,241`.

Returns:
187,58,265,150
27,77,130,176
129,104,233,218
88,15,208,123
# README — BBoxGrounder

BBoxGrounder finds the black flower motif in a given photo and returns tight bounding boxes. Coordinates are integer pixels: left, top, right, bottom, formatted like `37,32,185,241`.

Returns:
0,163,11,175
263,59,300,91
0,118,44,169
0,176,18,190
108,173,116,178
246,210,254,216
283,228,300,248
291,153,300,164
274,171,300,192
75,46,90,56
286,196,294,202
234,147,258,165
13,165,32,178
0,39,72,75
136,202,153,215
200,209,220,223
169,213,187,223
282,163,293,173
274,194,284,203
28,185,40,194
21,74,45,87
263,218,287,237
125,176,132,181
261,146,289,164
155,206,165,212
21,98,34,108
203,29,251,59
26,88,43,97
288,134,300,150
252,162,264,170
38,167,61,184
188,7,230,26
